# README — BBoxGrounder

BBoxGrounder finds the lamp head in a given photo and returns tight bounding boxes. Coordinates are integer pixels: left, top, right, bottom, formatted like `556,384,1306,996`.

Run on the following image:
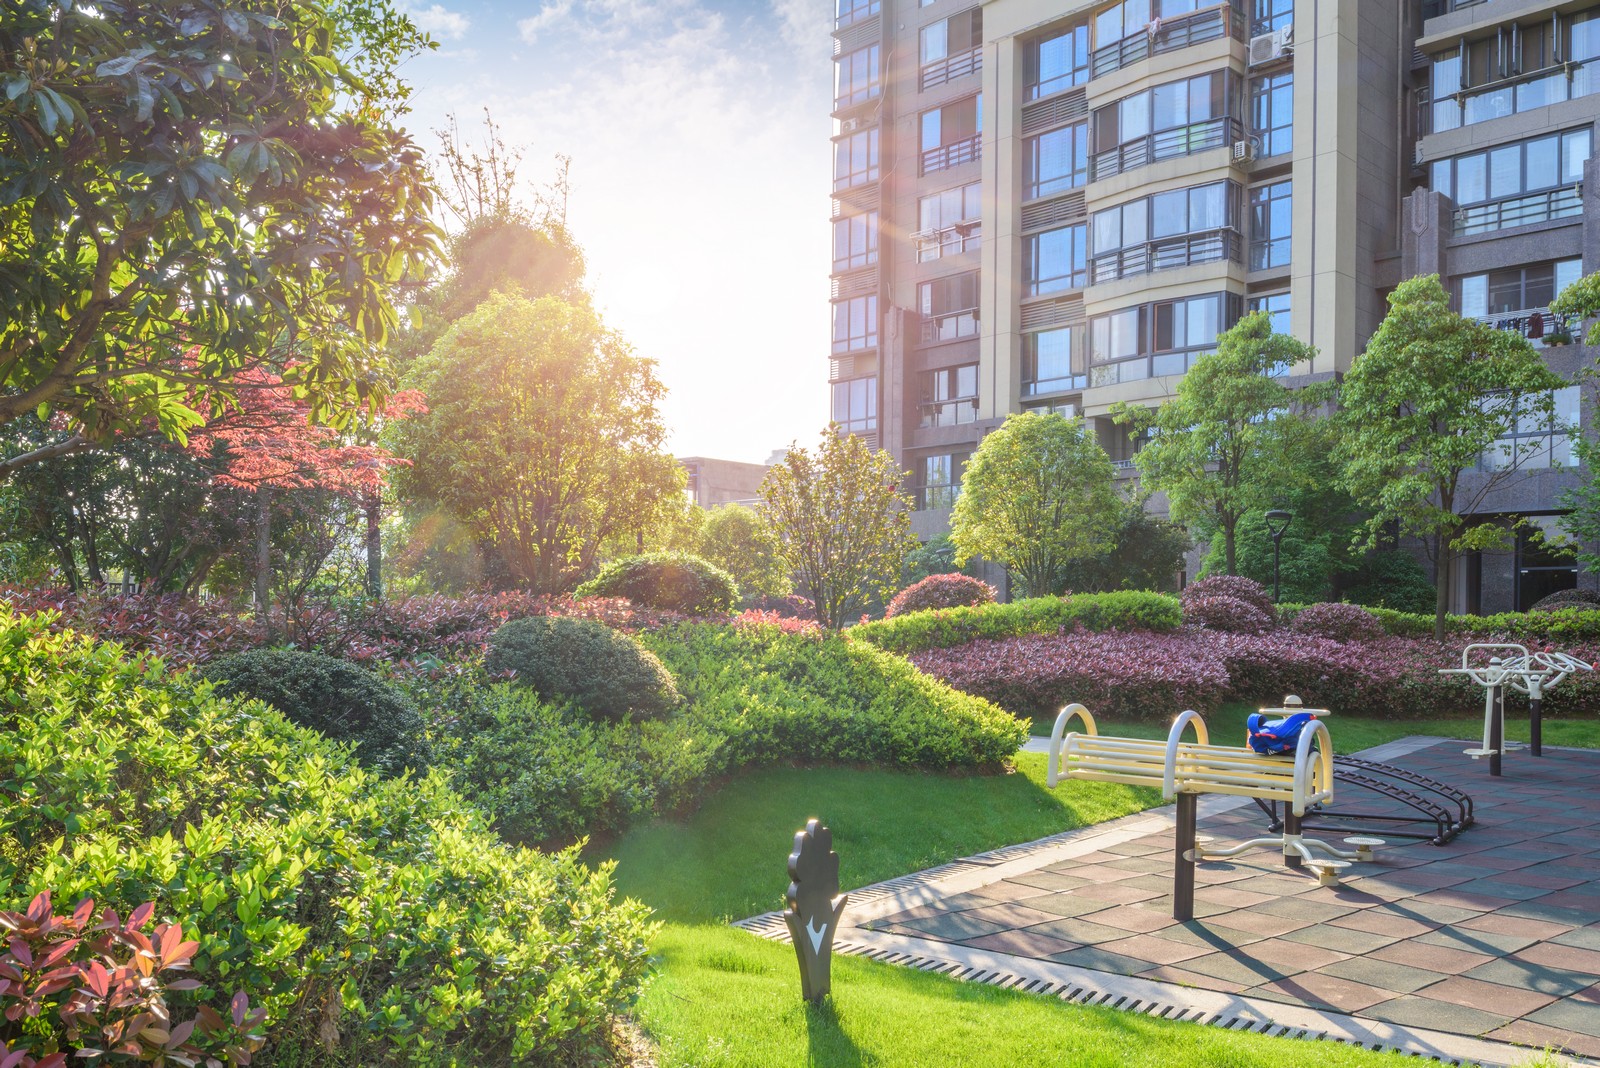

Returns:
1264,509,1293,537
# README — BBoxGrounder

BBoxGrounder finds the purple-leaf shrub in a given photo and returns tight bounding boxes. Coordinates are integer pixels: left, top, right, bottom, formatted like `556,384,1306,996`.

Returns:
1291,602,1384,643
1183,594,1273,634
1182,575,1276,620
886,574,998,618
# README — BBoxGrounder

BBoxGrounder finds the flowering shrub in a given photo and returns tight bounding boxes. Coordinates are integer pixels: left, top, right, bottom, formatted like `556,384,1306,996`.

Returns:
1183,595,1273,634
886,574,997,618
1182,575,1276,620
851,591,1182,656
0,893,266,1068
1291,602,1384,642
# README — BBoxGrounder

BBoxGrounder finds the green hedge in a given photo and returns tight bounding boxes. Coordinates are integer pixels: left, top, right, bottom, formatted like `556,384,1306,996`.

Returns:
849,591,1183,656
575,551,739,614
1279,602,1600,643
0,607,653,1066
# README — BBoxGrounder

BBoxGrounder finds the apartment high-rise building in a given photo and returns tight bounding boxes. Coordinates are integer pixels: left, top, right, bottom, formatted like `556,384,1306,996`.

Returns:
829,0,1600,612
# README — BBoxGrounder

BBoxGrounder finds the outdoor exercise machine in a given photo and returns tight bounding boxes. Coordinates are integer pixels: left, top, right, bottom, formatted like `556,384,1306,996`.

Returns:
1046,704,1382,920
1439,643,1593,776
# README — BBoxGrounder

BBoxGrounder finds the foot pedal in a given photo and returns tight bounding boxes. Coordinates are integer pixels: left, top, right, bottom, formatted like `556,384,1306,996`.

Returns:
1306,859,1351,887
1463,748,1497,759
1343,836,1385,862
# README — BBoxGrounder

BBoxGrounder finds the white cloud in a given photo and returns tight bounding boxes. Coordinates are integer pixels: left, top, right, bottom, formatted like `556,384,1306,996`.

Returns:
517,0,574,43
399,1,471,40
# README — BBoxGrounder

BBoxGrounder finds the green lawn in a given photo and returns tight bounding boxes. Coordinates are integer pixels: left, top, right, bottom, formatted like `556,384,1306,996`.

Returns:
592,758,1433,1068
1027,701,1600,753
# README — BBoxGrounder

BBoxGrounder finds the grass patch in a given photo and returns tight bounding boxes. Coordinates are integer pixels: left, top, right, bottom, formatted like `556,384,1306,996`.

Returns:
1027,701,1600,752
596,753,1155,924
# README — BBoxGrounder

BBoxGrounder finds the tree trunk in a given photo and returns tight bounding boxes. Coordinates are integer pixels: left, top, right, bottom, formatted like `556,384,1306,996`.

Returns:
1223,518,1237,576
255,486,273,636
1434,538,1451,642
364,491,383,602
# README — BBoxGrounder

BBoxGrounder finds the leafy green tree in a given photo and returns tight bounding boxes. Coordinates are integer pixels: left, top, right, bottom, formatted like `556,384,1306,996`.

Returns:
1552,270,1600,571
1062,497,1191,594
1551,268,1600,345
697,503,791,601
1337,275,1568,638
1113,312,1324,576
759,429,916,629
950,413,1120,599
391,292,682,594
0,0,438,474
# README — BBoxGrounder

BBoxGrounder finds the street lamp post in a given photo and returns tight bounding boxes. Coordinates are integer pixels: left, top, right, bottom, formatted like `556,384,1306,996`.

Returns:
1264,509,1293,603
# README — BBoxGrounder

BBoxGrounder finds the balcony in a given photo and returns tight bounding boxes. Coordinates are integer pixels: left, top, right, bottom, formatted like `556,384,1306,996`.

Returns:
1089,229,1241,285
835,0,878,30
1423,62,1600,136
914,222,981,262
919,398,979,428
1475,306,1580,341
920,310,979,344
1090,117,1241,182
1420,0,1488,17
1454,185,1583,235
1090,5,1245,80
1022,374,1087,397
921,47,981,92
1089,348,1213,386
922,135,981,176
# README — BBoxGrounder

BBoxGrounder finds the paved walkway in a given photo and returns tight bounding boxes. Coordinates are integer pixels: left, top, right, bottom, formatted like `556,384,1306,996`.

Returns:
750,738,1600,1064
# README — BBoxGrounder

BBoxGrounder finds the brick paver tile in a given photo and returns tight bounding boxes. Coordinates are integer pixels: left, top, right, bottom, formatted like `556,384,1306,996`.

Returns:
1244,972,1394,1013
1555,926,1600,952
1513,941,1600,976
1580,982,1600,1005
1387,899,1486,926
1008,871,1093,893
1405,888,1522,912
1416,975,1558,1016
1321,956,1448,995
1502,901,1600,928
1240,937,1351,973
1062,881,1166,906
1249,897,1357,923
1486,1020,1600,1059
1526,999,1600,1039
1462,956,1596,996
963,880,1056,903
1446,878,1563,902
1326,910,1439,938
1086,904,1179,935
1097,933,1211,966
954,902,1064,929
1164,950,1288,987
1026,916,1141,946
1025,893,1120,919
1100,840,1169,858
1135,964,1248,994
1456,912,1574,940
1415,927,1538,957
961,929,1082,958
1494,867,1591,890
1370,940,1495,975
1156,918,1268,949
1361,995,1513,1035
1370,868,1476,890
1038,862,1146,884
1047,945,1158,976
1530,890,1600,913
1281,925,1399,955
886,910,1018,943
1195,885,1277,909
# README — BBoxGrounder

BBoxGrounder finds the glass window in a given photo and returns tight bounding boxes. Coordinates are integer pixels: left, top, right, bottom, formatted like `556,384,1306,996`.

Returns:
921,19,947,63
917,182,981,261
922,8,980,65
837,0,879,27
1028,24,1090,99
1250,71,1292,157
831,377,877,434
920,365,979,427
1433,128,1591,207
833,128,879,191
1096,0,1152,45
921,95,982,173
832,212,878,272
835,45,881,108
918,452,968,509
919,271,980,341
1249,179,1291,270
1248,291,1291,338
1090,181,1236,281
1458,258,1583,318
1025,122,1088,198
1023,326,1083,395
1090,293,1236,383
1253,0,1292,34
832,294,878,353
1092,70,1232,168
1483,386,1579,471
1027,223,1087,295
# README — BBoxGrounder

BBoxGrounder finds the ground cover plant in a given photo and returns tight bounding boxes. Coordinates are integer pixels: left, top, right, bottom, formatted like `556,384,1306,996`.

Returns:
0,607,653,1066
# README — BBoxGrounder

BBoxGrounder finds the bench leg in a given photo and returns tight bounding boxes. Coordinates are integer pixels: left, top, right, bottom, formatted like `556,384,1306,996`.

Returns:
1283,811,1304,870
1174,792,1196,922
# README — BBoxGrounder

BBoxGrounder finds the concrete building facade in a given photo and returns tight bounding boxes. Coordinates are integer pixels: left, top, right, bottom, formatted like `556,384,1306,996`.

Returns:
829,0,1599,610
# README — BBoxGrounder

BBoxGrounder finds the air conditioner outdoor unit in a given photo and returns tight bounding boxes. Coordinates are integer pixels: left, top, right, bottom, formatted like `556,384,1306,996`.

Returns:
1248,26,1292,66
839,117,862,134
1233,139,1257,164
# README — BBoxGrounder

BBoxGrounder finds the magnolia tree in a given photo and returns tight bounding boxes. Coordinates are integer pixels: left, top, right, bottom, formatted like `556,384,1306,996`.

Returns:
760,429,917,629
1338,275,1568,639
0,0,438,475
951,413,1121,598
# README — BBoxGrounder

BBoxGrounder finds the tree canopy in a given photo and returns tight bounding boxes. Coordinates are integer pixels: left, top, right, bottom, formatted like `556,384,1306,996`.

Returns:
759,429,916,629
1336,274,1568,638
697,503,790,601
390,292,682,594
1113,311,1323,576
950,413,1120,598
0,0,439,469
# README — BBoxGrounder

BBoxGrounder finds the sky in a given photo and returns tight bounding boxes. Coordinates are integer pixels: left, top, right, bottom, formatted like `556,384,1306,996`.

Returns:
391,0,836,465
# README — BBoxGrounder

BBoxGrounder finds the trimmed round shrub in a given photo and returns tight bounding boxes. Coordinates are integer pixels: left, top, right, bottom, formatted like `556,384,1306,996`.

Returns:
886,574,998,618
574,552,738,615
202,649,427,775
744,592,815,618
1291,601,1384,643
1183,575,1276,620
1183,594,1273,634
486,615,679,721
1531,587,1600,613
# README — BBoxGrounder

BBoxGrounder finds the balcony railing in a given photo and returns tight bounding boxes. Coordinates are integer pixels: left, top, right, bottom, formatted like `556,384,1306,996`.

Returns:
1090,4,1245,80
1454,185,1583,235
1089,228,1240,285
1090,116,1241,182
919,398,979,428
1089,347,1214,387
915,222,981,262
1420,0,1487,18
1474,306,1579,341
1423,61,1600,136
1022,374,1087,397
833,83,881,111
920,311,979,344
921,47,981,91
922,135,981,176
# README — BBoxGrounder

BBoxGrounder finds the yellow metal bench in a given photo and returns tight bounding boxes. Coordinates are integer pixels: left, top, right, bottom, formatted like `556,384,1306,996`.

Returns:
1046,703,1380,919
